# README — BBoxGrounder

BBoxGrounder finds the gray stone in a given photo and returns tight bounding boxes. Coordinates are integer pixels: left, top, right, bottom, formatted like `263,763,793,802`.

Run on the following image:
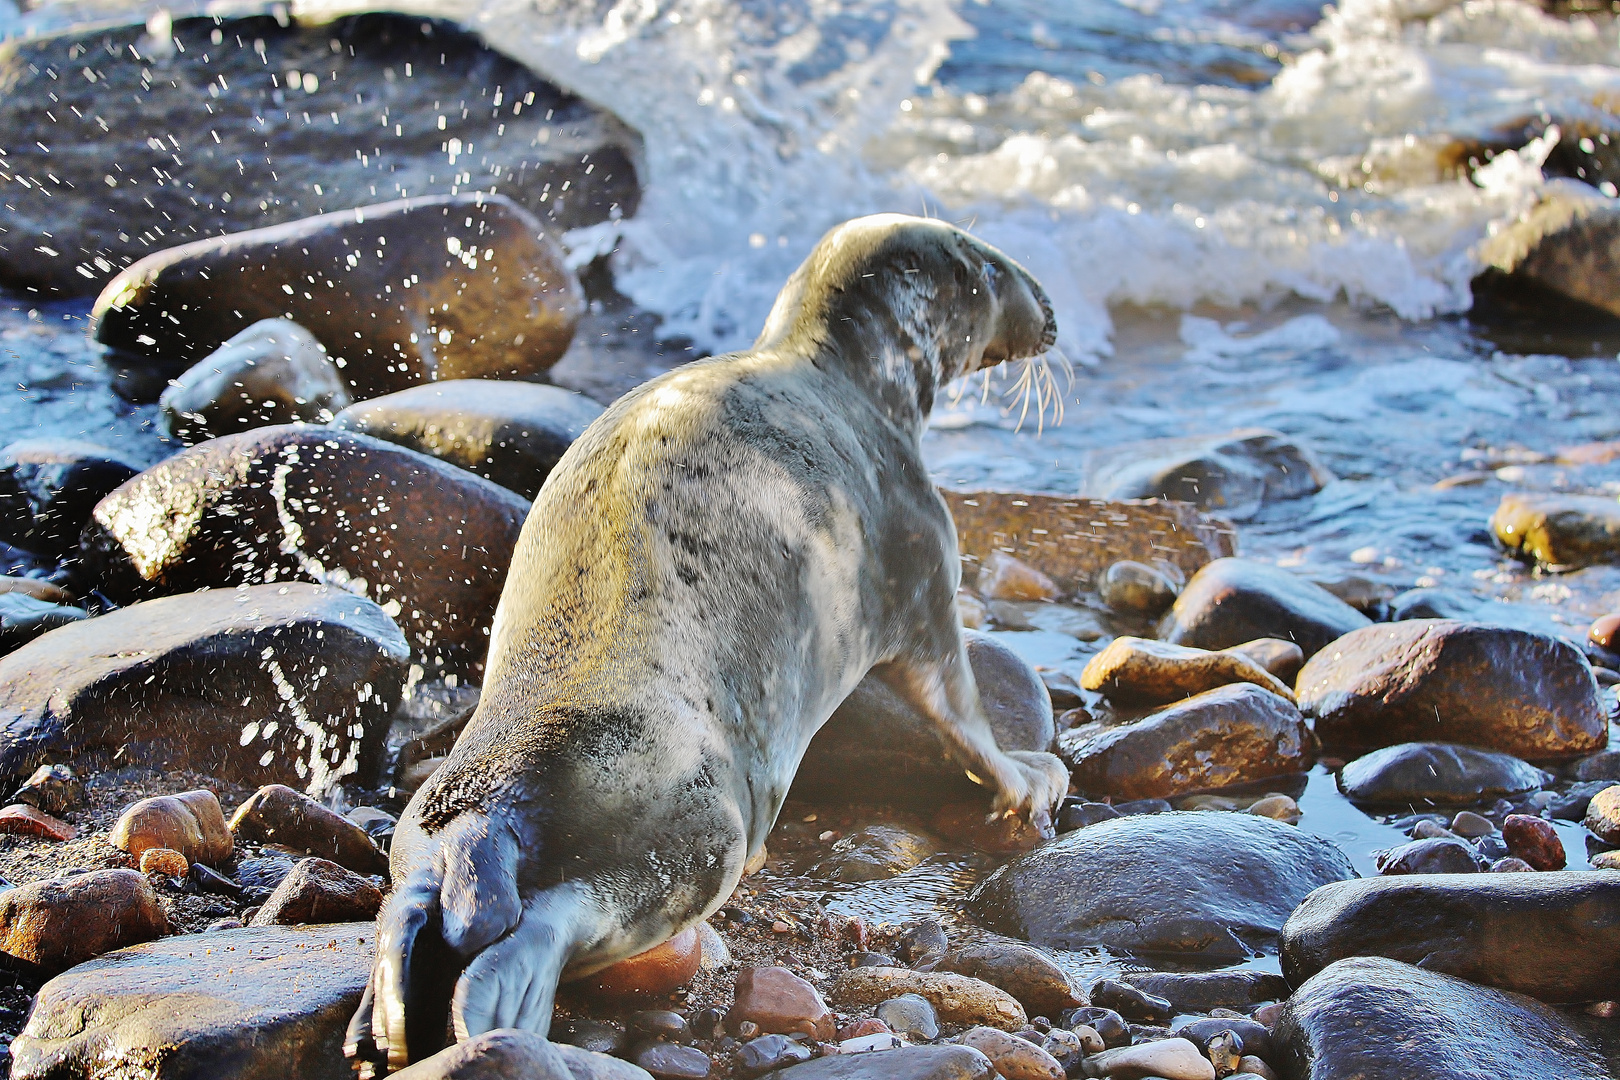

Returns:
1272,956,1608,1079
770,1046,995,1080
161,319,352,444
391,1028,653,1080
876,994,940,1041
1338,743,1545,807
332,380,604,499
964,812,1354,961
1281,873,1620,1003
1080,428,1333,522
0,583,408,793
1158,558,1370,658
1375,837,1481,875
11,923,376,1080
1123,970,1289,1014
815,824,941,883
1570,750,1620,782
0,13,639,297
1081,1037,1215,1080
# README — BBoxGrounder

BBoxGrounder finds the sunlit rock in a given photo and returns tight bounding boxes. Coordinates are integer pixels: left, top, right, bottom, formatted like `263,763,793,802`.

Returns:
160,319,352,444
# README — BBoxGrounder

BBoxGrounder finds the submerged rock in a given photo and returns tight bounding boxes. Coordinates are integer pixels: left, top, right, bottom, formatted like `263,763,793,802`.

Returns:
1281,873,1620,1002
1337,743,1544,806
793,630,1053,805
0,583,408,792
964,811,1354,961
0,439,143,561
83,426,528,676
0,870,168,974
160,319,352,443
331,380,604,499
1492,491,1620,569
1080,428,1333,521
11,923,373,1080
0,13,639,297
1060,683,1312,800
1297,620,1605,758
1272,956,1608,1080
1158,558,1371,658
94,194,583,401
1080,636,1294,705
815,824,941,883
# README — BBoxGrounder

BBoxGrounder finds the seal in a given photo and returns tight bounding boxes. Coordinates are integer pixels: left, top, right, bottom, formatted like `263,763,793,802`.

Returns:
345,213,1069,1073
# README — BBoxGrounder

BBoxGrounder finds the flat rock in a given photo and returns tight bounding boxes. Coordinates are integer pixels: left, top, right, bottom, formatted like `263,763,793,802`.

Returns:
1297,620,1606,758
1272,956,1608,1079
249,857,383,925
0,583,407,792
1158,558,1371,658
1122,970,1289,1014
1082,1037,1215,1080
771,1046,995,1080
0,869,168,974
94,194,582,402
1337,742,1545,806
0,13,638,297
161,319,352,443
793,630,1053,805
1080,428,1333,522
332,380,604,499
830,968,1026,1031
963,812,1354,961
113,789,233,865
1060,683,1312,801
229,785,387,876
1281,873,1620,1003
11,922,373,1080
82,426,527,676
1080,636,1294,705
0,439,143,561
933,942,1080,1017
0,803,76,841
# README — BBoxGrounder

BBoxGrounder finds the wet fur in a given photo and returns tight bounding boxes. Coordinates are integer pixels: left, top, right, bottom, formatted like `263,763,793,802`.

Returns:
347,214,1068,1072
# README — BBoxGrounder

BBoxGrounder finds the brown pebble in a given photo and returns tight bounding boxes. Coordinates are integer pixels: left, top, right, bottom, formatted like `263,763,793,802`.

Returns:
112,790,232,865
960,1026,1064,1080
727,966,834,1040
977,551,1059,602
1591,613,1620,651
138,847,189,876
0,869,168,973
248,857,382,925
1502,814,1565,870
584,927,701,1001
228,784,387,875
1583,785,1620,845
837,1017,891,1040
0,803,75,841
1490,857,1535,873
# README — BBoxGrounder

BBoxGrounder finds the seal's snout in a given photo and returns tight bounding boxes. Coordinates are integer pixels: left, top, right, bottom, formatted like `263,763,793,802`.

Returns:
975,249,1058,372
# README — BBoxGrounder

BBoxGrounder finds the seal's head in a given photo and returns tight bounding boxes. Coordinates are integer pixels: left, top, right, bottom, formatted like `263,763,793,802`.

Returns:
754,214,1057,422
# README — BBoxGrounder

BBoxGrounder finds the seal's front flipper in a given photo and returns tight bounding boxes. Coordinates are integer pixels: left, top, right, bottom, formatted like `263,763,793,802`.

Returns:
366,873,461,1073
451,883,589,1041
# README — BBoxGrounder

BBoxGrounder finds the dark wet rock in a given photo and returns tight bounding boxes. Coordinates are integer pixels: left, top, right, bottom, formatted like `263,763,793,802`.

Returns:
1337,743,1544,807
0,582,407,791
1089,979,1172,1022
1056,799,1121,832
1082,1037,1215,1080
10,763,83,816
1298,620,1605,758
391,1028,654,1079
769,1045,995,1080
1570,749,1620,781
83,426,527,676
1549,780,1613,820
1173,1017,1274,1063
794,630,1053,805
1158,558,1371,658
1226,637,1306,683
0,592,87,654
1125,970,1289,1014
815,824,941,883
1502,813,1565,870
1272,956,1608,1080
561,1019,630,1059
896,920,950,967
1473,188,1620,324
331,380,604,499
933,942,1081,1017
737,1034,811,1077
1113,797,1174,816
236,854,300,897
930,800,1047,855
249,857,383,926
0,439,143,561
112,789,233,866
964,811,1354,961
1281,873,1620,1002
1062,1007,1130,1049
631,1042,711,1079
0,869,168,974
830,968,1026,1030
0,13,639,298
1492,491,1620,569
1098,560,1179,616
876,994,940,1040
346,806,398,851
190,862,244,900
229,784,388,876
13,923,374,1080
94,194,582,402
1375,837,1482,875
1079,428,1333,521
160,319,352,444
1080,636,1294,706
1585,784,1620,843
1060,683,1312,801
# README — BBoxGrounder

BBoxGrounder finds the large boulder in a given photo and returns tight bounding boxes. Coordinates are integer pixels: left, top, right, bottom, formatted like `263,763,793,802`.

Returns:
1058,683,1312,800
0,12,639,297
1080,428,1333,521
93,194,583,401
1492,491,1620,570
82,425,529,676
11,923,374,1080
1271,956,1608,1080
0,439,144,561
1158,558,1371,658
160,319,352,443
791,630,1053,806
1280,873,1620,1003
963,811,1355,961
0,583,409,792
331,380,604,499
1337,742,1545,806
1296,620,1606,758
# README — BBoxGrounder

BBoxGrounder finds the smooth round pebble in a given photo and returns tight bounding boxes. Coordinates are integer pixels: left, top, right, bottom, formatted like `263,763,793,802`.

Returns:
877,993,941,1041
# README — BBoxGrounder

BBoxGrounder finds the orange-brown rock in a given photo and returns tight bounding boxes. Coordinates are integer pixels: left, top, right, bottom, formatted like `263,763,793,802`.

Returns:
229,785,387,876
1226,637,1306,683
976,551,1060,602
829,968,1027,1031
1080,636,1295,706
1492,492,1620,569
931,801,1048,856
249,858,383,926
112,790,232,866
580,927,701,1001
0,803,75,841
0,578,70,604
0,869,168,973
138,848,190,877
727,967,835,1040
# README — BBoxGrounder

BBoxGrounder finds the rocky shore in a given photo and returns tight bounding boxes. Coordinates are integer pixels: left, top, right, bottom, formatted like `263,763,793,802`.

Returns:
1,6,1620,1080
